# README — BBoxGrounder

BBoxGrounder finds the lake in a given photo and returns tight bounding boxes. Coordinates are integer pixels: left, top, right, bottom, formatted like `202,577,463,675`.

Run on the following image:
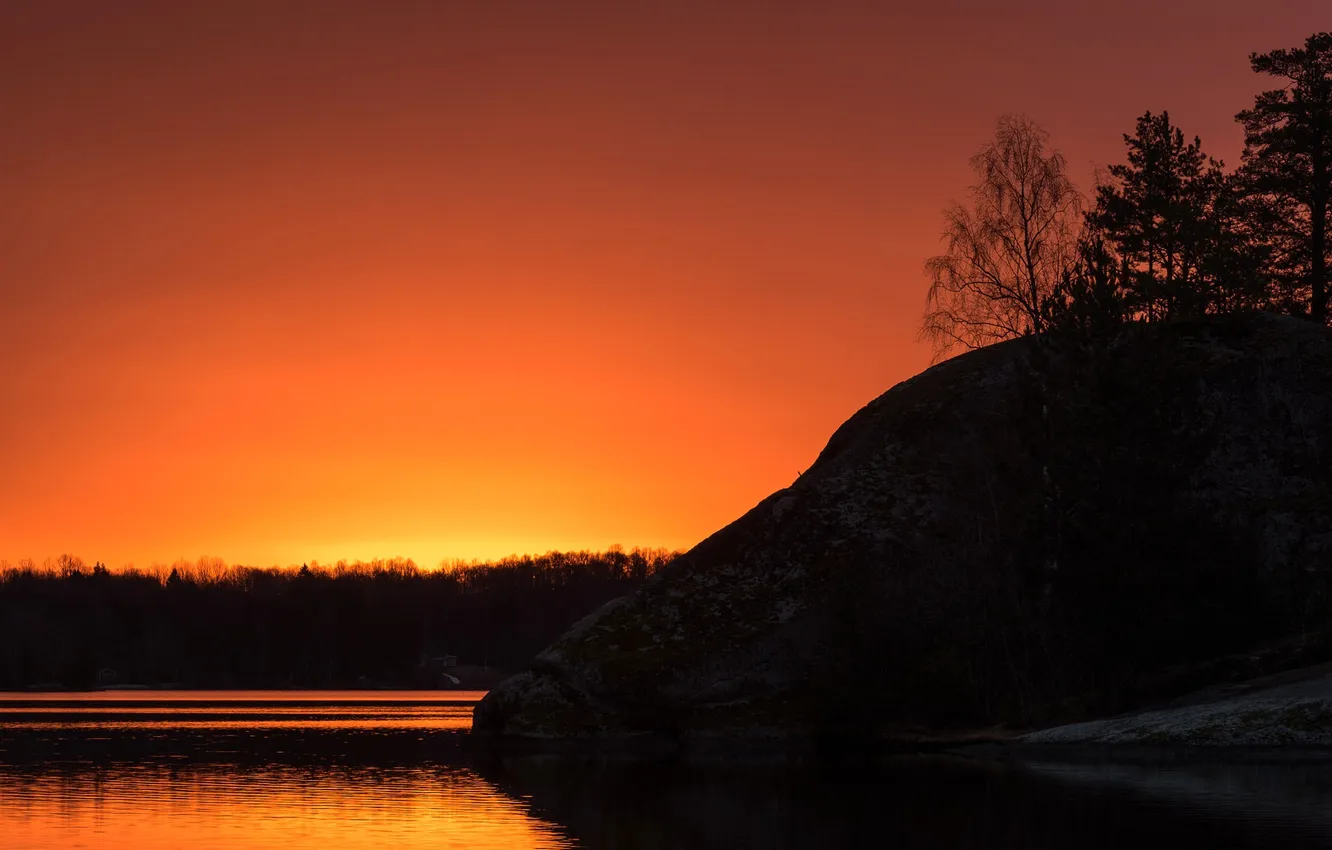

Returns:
2,691,1332,849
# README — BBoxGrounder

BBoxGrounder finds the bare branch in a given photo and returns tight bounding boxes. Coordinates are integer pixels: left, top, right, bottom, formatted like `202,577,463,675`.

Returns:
922,115,1084,359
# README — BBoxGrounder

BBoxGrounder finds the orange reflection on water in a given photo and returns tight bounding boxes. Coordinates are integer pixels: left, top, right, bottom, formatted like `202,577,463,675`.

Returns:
0,703,478,732
0,691,573,849
0,763,576,850
2,716,473,731
2,690,489,703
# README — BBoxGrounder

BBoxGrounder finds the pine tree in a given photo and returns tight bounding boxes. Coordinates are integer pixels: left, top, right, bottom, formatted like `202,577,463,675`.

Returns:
1236,33,1332,323
1089,111,1249,320
1043,235,1129,337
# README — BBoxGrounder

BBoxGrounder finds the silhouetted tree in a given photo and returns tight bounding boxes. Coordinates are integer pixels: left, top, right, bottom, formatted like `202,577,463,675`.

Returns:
923,115,1083,357
1043,236,1129,337
1089,111,1259,320
1236,33,1332,322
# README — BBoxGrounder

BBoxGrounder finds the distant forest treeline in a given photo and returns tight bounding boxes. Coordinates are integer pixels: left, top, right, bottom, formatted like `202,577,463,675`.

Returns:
0,548,678,691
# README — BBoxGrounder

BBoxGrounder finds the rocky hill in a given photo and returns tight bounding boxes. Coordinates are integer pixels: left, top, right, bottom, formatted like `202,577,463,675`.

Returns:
474,314,1332,747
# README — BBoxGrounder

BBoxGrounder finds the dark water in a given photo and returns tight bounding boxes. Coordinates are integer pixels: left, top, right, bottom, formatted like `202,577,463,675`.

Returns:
2,692,1332,849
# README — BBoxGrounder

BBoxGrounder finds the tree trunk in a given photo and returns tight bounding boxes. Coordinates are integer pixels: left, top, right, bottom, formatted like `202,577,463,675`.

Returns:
1312,159,1328,323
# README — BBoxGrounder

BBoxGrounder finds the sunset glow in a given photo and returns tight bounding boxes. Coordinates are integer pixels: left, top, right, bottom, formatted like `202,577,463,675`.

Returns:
3,1,1325,569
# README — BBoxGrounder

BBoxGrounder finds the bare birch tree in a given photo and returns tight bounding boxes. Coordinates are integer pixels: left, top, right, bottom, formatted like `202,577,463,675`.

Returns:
923,115,1083,357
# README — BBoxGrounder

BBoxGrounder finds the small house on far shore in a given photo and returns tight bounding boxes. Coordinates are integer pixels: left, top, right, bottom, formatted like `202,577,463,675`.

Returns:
419,654,457,671
417,653,461,687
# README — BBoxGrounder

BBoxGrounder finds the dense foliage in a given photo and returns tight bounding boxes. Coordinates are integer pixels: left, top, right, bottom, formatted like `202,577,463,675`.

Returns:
927,32,1332,352
0,549,677,690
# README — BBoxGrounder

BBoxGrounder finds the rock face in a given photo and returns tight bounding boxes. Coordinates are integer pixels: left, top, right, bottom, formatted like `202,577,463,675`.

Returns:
474,315,1332,744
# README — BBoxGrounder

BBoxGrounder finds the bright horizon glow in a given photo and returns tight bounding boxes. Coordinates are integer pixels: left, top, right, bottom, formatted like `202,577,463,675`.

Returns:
2,2,1325,571
4,539,683,573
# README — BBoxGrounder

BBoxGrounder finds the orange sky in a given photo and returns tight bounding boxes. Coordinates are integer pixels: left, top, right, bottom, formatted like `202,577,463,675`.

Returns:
2,2,1325,569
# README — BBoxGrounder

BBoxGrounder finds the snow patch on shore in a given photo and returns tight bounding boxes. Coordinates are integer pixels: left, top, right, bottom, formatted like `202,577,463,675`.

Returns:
1024,675,1332,746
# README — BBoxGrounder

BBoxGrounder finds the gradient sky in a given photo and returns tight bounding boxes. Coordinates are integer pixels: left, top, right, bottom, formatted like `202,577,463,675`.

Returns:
2,1,1325,569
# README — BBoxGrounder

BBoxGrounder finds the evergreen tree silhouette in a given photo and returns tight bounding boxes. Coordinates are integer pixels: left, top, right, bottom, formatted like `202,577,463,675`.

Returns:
1236,33,1332,322
1090,111,1253,320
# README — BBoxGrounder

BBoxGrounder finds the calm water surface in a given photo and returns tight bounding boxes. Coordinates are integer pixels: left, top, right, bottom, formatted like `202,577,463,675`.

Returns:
3,691,1332,849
